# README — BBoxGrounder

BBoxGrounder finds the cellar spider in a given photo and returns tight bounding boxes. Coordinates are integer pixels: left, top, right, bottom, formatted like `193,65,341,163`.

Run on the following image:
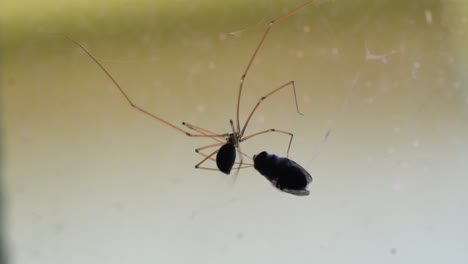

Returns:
70,0,315,175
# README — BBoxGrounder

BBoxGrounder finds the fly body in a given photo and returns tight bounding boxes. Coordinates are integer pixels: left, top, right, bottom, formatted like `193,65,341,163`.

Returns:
254,151,312,196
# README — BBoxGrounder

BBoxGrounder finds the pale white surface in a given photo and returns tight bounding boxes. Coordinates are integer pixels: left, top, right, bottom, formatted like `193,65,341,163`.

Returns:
3,1,468,263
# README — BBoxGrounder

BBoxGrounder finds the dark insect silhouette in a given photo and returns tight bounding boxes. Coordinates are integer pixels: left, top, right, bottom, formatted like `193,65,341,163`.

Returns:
254,152,312,196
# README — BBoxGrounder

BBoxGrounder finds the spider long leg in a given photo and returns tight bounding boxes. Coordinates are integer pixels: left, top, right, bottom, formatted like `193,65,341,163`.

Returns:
232,165,254,170
184,122,223,137
196,165,254,171
241,129,294,157
195,149,220,169
240,80,302,137
195,143,254,165
183,122,227,144
196,151,254,166
195,148,253,171
196,142,225,152
236,0,315,133
69,37,223,138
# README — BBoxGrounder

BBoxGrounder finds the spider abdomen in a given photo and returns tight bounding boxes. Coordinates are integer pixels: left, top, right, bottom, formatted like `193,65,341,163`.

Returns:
216,143,236,175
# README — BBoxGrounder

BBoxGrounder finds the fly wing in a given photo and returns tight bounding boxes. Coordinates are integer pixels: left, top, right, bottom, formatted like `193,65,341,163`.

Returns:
281,188,310,196
288,159,312,184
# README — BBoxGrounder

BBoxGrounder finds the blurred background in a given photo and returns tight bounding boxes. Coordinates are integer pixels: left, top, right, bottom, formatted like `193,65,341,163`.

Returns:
1,0,467,263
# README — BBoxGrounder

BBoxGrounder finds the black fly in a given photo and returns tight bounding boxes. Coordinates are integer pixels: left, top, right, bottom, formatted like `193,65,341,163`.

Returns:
254,152,312,196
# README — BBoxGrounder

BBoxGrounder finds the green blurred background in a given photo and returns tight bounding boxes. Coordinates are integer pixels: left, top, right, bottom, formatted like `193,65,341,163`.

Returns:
1,0,467,263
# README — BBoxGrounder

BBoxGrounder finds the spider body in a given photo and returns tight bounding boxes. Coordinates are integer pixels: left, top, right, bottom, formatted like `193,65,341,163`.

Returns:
215,131,242,174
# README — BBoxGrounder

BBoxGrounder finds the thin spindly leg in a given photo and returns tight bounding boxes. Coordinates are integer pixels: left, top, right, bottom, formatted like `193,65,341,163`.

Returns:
195,143,254,166
195,149,219,169
240,129,294,157
196,165,254,171
195,148,253,171
240,80,302,137
183,122,228,144
69,37,226,139
196,142,225,152
235,0,315,133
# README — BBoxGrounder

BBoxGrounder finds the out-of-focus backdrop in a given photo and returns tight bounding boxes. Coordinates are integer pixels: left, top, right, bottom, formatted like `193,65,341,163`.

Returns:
1,0,467,263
